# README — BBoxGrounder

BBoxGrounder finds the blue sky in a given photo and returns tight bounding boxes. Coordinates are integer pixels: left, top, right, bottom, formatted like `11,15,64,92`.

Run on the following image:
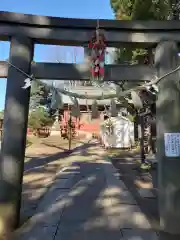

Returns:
0,0,114,110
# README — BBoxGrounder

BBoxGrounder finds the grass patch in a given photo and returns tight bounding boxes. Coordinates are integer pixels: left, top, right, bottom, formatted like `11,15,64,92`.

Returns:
41,137,82,150
26,137,33,148
25,135,83,151
106,145,140,158
103,155,111,162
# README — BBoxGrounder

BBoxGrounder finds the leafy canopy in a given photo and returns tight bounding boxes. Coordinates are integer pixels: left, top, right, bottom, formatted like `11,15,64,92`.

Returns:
28,107,54,130
110,0,173,73
110,0,171,20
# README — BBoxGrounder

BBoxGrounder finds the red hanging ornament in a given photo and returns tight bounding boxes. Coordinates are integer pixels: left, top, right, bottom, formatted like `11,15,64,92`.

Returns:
88,27,106,82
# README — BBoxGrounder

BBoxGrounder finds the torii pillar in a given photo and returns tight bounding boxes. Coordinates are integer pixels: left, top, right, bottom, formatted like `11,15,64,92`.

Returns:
0,36,33,236
155,41,180,239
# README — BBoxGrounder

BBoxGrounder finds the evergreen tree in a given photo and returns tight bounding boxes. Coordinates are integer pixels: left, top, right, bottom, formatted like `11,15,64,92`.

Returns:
28,107,54,130
29,81,56,129
169,0,180,19
0,110,4,119
110,0,173,92
30,81,51,111
110,0,172,66
111,0,171,20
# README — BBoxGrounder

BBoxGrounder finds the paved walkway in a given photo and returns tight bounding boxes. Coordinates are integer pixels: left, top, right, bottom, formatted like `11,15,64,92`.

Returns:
21,139,92,224
14,144,158,240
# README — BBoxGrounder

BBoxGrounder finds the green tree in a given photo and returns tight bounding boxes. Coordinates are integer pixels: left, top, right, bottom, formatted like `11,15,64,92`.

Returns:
110,0,174,98
132,0,170,20
110,0,175,118
111,0,135,19
0,110,4,119
111,0,172,66
111,0,171,20
28,107,54,130
30,81,50,111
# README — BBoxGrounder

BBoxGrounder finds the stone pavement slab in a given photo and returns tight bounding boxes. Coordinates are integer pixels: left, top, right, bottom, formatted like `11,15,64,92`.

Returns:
20,140,92,224
15,164,85,238
54,162,123,240
138,188,155,198
54,160,158,240
14,147,158,240
55,223,123,240
121,229,158,240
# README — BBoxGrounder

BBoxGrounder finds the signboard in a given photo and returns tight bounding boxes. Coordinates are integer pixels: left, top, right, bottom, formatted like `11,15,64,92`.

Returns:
164,133,180,157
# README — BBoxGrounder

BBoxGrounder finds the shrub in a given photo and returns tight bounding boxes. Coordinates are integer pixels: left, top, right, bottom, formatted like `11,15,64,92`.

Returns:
28,107,54,130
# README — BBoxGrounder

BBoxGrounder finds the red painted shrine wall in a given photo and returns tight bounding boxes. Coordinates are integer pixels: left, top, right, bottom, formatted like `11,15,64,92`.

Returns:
27,110,103,136
62,110,103,135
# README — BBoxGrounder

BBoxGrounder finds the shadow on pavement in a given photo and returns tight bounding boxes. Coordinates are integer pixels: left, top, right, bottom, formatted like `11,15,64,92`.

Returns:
21,141,97,225
110,154,159,230
16,158,157,240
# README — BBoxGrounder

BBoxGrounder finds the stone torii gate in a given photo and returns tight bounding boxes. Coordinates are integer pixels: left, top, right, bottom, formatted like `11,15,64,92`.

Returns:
0,11,180,238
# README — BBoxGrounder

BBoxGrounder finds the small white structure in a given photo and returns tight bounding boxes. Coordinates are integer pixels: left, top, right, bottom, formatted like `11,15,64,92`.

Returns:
50,114,60,136
100,116,134,148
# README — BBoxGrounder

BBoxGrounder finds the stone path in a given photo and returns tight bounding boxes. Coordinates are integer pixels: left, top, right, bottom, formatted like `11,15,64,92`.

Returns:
13,144,158,240
110,154,159,231
21,138,92,224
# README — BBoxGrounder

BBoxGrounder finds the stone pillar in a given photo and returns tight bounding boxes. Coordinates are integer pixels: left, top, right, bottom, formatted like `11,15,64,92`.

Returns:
51,110,60,136
0,36,34,234
148,48,157,154
155,41,180,238
84,47,91,86
134,111,139,142
139,114,145,163
150,103,156,154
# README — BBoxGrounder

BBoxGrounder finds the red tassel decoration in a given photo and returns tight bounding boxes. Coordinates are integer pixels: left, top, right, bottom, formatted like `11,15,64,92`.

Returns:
88,29,106,82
